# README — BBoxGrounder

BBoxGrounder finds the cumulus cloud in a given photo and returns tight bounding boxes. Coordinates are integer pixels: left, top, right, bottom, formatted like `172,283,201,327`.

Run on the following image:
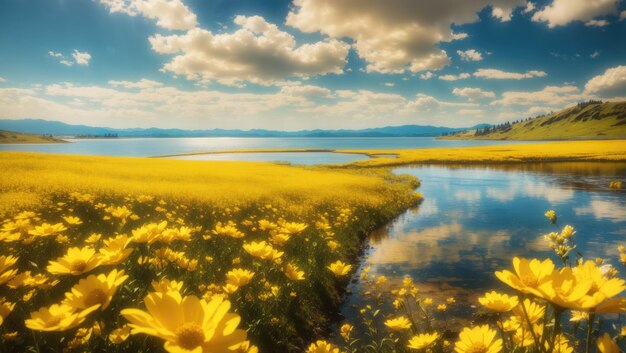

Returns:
99,0,197,30
491,85,586,106
108,79,164,89
48,50,91,66
621,10,626,20
148,15,350,86
439,73,471,81
532,0,619,28
0,76,6,82
286,0,526,73
584,65,626,96
420,72,435,80
457,49,483,62
452,87,496,100
474,68,547,79
585,19,609,27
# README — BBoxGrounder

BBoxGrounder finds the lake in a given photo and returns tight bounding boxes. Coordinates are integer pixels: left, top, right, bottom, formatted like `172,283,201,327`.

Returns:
339,162,626,332
0,136,525,159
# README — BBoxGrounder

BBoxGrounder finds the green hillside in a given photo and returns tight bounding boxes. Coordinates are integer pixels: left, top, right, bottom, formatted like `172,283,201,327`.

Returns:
443,101,626,140
0,130,66,144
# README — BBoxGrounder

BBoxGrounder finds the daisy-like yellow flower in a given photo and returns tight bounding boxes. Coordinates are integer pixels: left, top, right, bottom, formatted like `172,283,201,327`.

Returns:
131,221,167,244
284,263,305,281
495,257,554,297
28,222,67,237
212,222,244,238
109,325,131,344
328,261,352,277
545,334,573,353
242,241,283,260
478,291,519,312
63,216,82,225
561,225,576,239
570,310,589,322
0,299,16,327
99,234,134,265
109,206,133,223
545,210,557,224
280,222,308,235
597,333,620,353
63,269,129,311
25,303,99,331
537,267,592,309
0,255,18,286
269,233,290,246
152,278,184,294
306,340,342,353
236,340,259,353
512,299,545,324
225,269,255,288
340,323,353,340
454,325,502,353
47,246,102,276
258,220,277,231
573,260,626,311
121,291,247,353
407,332,439,350
384,316,412,330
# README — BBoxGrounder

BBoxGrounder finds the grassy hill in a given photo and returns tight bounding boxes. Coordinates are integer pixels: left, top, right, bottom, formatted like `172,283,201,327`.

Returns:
0,129,66,143
443,101,626,140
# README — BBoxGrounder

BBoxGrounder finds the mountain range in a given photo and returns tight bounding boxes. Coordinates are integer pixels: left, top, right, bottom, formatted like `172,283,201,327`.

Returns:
0,119,489,138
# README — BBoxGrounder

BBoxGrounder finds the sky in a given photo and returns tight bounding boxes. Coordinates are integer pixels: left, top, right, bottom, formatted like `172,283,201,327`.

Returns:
0,0,625,130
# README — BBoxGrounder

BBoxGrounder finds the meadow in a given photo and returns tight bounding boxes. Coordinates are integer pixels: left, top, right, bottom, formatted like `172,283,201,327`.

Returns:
1,145,626,353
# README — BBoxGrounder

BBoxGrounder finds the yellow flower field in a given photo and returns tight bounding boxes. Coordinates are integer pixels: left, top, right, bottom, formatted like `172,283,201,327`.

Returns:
0,151,421,353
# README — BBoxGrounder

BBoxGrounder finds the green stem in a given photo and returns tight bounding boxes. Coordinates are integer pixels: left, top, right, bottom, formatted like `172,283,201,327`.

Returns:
586,313,596,353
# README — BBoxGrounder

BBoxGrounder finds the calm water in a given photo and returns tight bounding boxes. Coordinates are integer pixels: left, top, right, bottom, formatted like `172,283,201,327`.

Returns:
341,162,626,328
0,137,524,158
168,152,371,165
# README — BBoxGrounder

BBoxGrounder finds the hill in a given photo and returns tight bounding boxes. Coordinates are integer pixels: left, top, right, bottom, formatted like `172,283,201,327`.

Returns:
0,119,487,138
442,101,626,140
0,130,66,144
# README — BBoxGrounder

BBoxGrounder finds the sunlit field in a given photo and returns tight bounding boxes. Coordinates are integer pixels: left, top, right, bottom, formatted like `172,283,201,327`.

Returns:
0,152,421,353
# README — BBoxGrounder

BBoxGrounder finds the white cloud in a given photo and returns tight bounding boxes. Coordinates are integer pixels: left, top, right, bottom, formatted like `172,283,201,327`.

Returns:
523,2,535,13
72,50,91,66
279,84,334,99
0,76,5,83
621,10,626,20
48,50,91,66
492,6,514,22
420,72,434,80
148,15,350,86
452,87,496,100
584,65,626,96
439,73,471,81
457,49,483,62
474,68,547,79
286,0,526,73
532,0,619,28
99,0,197,30
491,85,586,106
585,19,609,27
108,79,164,89
590,51,601,59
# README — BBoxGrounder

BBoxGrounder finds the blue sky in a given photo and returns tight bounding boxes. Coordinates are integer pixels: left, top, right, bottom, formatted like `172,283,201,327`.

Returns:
0,0,625,130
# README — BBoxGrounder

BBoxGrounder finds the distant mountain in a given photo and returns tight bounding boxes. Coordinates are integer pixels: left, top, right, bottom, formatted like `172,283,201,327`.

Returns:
442,101,626,140
0,119,487,138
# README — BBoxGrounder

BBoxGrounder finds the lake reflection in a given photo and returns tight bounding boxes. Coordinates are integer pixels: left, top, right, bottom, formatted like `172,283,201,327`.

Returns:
341,163,626,325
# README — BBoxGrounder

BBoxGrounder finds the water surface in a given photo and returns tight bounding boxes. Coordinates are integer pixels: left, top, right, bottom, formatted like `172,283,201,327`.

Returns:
168,151,369,165
341,162,626,327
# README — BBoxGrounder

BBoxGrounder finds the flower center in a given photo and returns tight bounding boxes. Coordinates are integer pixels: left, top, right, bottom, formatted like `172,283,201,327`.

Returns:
71,260,88,273
84,288,107,307
175,323,205,350
521,275,538,287
467,343,488,353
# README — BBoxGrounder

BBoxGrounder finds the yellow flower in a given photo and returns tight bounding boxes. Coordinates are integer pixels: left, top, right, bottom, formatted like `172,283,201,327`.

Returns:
407,332,439,350
570,310,589,322
63,269,129,311
131,221,167,244
280,222,308,235
561,225,576,239
270,233,291,246
25,304,99,331
478,291,519,312
225,269,255,287
597,333,620,353
573,260,626,310
243,241,282,260
109,325,131,344
495,257,554,297
384,316,412,330
47,246,102,276
284,263,305,281
306,340,342,353
545,210,557,224
28,222,67,237
99,234,134,265
513,299,545,324
258,220,277,231
63,216,83,225
121,292,247,353
546,334,573,353
454,325,502,353
212,222,244,238
340,323,353,340
236,340,259,353
109,206,133,222
152,278,184,294
328,261,352,277
437,304,447,311
0,300,16,327
537,267,592,309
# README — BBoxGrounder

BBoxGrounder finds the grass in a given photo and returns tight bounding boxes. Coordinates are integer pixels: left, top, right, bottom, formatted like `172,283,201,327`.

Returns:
443,101,626,140
0,130,67,144
0,151,421,353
